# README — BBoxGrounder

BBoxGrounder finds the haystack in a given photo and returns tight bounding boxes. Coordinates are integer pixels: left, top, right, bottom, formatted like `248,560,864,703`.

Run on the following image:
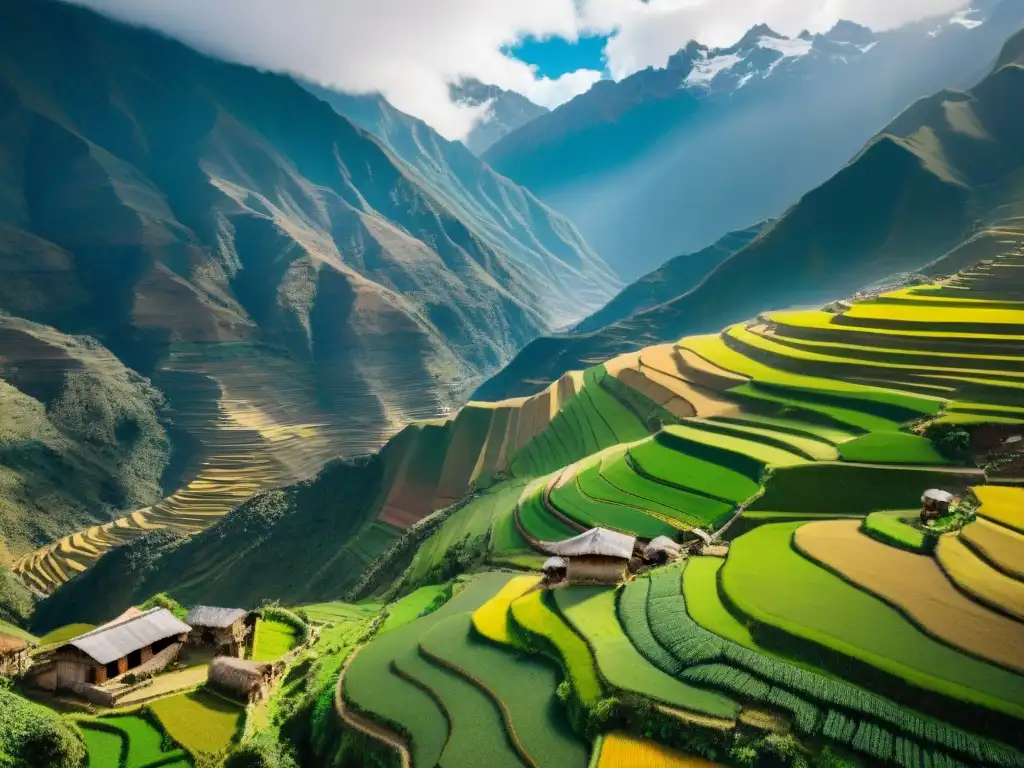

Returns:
0,634,29,677
643,535,682,563
208,656,274,702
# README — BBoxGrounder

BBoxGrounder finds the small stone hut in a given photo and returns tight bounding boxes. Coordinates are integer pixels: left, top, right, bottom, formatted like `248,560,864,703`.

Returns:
541,528,637,584
50,608,190,686
643,535,682,565
184,606,251,656
921,489,954,523
208,657,275,703
0,634,30,677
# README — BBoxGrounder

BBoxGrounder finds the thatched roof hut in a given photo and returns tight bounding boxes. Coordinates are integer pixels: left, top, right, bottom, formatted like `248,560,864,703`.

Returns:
540,528,637,584
0,634,29,677
208,657,274,702
643,535,682,563
921,489,954,521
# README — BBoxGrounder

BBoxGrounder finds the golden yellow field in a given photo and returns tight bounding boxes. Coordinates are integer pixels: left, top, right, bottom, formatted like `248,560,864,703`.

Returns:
961,518,1024,581
471,575,541,646
974,486,1024,533
598,732,723,767
935,534,1024,622
795,520,1024,673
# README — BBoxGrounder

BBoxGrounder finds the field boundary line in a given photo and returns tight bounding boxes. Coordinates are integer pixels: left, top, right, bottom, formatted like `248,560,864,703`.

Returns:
334,644,412,768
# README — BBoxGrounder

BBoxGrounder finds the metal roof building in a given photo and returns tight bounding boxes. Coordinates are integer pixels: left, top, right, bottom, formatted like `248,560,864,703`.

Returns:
65,608,191,665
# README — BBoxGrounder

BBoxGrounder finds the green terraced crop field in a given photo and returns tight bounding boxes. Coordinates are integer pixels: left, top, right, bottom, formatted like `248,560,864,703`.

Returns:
150,689,243,756
421,613,588,768
721,523,1024,719
837,432,953,465
553,586,739,718
862,511,933,552
509,589,603,705
251,618,299,661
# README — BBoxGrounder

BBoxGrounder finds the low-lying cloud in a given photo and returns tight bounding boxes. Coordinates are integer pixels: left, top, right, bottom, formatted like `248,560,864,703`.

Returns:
67,0,967,139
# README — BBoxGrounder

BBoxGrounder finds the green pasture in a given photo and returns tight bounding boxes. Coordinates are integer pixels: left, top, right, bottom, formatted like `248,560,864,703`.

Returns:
862,512,934,553
682,418,840,461
599,451,732,527
251,619,298,661
749,463,979,516
509,590,602,705
682,557,758,650
516,479,579,542
392,645,522,768
550,473,678,538
81,724,123,768
659,423,810,470
406,482,528,583
720,523,1024,719
381,584,450,633
838,432,953,465
628,440,760,504
421,613,588,768
553,586,738,718
343,573,516,768
577,456,703,529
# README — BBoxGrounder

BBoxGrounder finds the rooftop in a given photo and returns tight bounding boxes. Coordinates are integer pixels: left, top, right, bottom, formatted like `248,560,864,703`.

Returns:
540,527,636,560
185,606,249,629
64,608,191,665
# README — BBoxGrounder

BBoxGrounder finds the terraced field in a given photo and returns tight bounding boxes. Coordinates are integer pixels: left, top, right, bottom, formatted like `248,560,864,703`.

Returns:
80,714,191,768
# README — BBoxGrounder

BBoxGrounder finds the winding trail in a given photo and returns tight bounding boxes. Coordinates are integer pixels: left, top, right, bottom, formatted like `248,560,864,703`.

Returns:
334,643,412,768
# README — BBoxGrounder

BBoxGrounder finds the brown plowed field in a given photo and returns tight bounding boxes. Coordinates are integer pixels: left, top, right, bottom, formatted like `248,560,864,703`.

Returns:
795,520,1024,674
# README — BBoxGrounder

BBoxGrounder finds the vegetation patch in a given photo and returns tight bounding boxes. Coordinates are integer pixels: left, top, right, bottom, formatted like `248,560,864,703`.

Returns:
509,589,603,706
252,619,299,662
681,557,758,650
421,613,589,767
597,731,720,767
381,584,451,633
861,511,934,553
150,688,244,757
38,623,95,646
934,534,1024,622
471,574,540,646
720,522,1024,720
974,485,1024,533
553,586,739,718
838,432,953,465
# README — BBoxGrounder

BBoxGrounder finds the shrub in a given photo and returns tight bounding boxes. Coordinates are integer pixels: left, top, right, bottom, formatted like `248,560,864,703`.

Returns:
141,593,188,620
225,733,299,768
0,688,86,767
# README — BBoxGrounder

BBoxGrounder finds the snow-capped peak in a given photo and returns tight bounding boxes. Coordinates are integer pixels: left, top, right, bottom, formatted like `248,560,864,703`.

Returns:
757,36,813,59
685,51,745,87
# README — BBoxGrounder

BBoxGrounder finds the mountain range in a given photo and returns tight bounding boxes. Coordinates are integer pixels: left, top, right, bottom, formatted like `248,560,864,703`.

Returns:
483,0,1024,278
449,78,550,156
474,35,1024,400
0,0,616,582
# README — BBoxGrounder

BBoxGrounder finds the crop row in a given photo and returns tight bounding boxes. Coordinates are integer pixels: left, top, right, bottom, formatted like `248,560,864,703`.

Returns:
632,563,1024,767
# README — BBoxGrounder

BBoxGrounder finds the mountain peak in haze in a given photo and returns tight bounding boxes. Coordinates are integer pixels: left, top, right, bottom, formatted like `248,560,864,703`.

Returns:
824,19,877,45
449,78,548,155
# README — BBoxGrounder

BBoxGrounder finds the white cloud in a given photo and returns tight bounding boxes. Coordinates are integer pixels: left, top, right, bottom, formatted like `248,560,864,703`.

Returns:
66,0,968,139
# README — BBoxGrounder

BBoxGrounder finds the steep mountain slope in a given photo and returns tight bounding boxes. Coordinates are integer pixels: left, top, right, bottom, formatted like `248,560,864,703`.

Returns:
573,223,768,333
474,31,1024,401
449,78,549,155
0,0,616,591
484,1,1024,278
300,84,620,328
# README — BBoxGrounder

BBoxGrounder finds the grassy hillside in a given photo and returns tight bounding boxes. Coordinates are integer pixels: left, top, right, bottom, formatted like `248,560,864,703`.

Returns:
0,0,617,594
474,38,1024,402
0,317,170,559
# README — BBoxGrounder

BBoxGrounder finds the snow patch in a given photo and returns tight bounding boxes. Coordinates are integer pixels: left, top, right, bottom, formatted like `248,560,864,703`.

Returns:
685,52,744,87
859,41,878,53
757,36,812,58
949,8,983,29
736,73,754,89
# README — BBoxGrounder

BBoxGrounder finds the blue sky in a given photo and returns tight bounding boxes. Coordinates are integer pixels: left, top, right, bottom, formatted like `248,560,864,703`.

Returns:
508,34,610,79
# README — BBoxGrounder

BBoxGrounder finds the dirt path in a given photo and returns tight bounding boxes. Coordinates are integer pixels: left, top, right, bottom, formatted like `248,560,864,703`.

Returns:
334,644,412,768
795,520,1024,674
